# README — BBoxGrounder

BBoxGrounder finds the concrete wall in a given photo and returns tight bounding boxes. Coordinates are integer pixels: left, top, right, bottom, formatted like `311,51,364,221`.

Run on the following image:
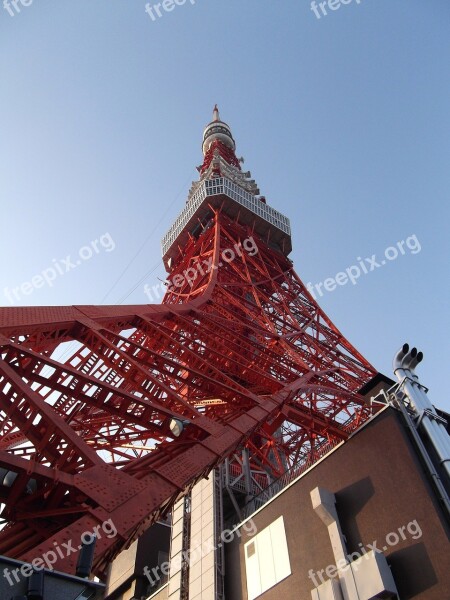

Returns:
107,539,139,596
105,522,170,599
167,497,185,600
189,476,216,600
149,582,169,600
225,408,450,600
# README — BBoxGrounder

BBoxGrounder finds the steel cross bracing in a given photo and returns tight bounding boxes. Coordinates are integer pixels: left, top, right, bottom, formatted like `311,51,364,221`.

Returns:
0,210,375,578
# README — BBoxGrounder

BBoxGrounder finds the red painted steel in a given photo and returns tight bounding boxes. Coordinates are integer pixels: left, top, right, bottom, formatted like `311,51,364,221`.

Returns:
0,112,376,578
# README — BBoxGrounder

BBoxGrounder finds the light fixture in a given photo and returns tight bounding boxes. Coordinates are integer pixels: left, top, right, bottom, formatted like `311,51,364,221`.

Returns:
169,418,190,438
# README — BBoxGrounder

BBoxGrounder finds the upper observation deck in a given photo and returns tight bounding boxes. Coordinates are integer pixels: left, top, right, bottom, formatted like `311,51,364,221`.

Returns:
161,177,292,268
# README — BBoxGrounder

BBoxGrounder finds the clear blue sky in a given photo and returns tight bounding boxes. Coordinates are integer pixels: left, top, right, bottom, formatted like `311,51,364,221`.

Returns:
1,1,449,410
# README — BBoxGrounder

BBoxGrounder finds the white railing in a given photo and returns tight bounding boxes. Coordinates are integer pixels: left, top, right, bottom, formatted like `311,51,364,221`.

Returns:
225,438,343,530
161,177,291,257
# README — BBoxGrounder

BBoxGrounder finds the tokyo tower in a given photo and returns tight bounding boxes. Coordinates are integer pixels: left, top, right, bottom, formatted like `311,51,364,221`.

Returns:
0,106,378,579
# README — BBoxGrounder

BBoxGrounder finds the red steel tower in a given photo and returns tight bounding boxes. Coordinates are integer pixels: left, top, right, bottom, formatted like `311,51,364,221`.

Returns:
0,107,377,579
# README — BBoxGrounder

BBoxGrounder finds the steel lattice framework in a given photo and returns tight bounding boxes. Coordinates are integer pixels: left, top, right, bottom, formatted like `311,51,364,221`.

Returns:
0,108,376,579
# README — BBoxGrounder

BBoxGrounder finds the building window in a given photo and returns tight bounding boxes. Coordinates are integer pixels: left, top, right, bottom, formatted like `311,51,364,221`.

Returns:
244,515,291,600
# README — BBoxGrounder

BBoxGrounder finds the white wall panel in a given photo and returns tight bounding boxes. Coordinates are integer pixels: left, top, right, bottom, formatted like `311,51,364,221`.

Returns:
244,515,291,600
244,541,262,600
258,527,277,592
270,516,292,582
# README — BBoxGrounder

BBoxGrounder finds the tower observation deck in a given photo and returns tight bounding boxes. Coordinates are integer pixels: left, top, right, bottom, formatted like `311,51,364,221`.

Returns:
162,107,292,267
